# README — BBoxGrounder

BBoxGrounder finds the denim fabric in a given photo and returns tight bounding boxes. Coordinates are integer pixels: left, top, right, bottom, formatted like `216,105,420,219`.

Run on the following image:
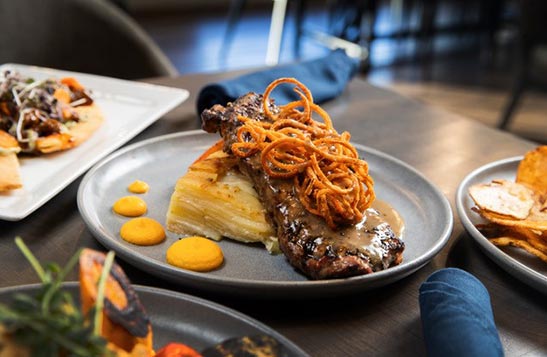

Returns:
419,268,504,357
196,49,359,114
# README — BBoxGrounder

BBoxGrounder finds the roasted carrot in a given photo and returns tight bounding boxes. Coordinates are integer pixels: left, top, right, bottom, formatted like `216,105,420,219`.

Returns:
53,88,71,104
192,139,224,165
61,77,84,91
155,343,202,357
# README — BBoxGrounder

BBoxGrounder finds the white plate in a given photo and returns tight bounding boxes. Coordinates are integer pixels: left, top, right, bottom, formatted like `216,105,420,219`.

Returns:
78,131,453,299
0,63,189,221
456,157,547,295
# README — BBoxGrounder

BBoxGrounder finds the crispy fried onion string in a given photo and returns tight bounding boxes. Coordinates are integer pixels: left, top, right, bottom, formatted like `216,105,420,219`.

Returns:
231,78,375,229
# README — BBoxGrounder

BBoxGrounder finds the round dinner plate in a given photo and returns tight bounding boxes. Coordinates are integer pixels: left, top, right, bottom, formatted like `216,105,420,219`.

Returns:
78,130,453,298
0,283,306,355
456,157,547,295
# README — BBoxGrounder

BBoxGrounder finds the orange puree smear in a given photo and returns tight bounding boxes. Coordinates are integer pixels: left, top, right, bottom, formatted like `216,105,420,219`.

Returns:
128,180,149,194
166,237,223,272
120,217,166,246
113,196,147,217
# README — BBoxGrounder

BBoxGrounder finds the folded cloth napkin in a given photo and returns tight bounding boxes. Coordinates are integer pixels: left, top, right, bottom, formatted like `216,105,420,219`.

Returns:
419,268,503,357
196,49,359,114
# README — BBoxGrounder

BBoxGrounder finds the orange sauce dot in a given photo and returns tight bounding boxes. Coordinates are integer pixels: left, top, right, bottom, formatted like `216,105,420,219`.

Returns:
128,180,149,194
120,217,166,246
166,237,223,272
113,196,147,217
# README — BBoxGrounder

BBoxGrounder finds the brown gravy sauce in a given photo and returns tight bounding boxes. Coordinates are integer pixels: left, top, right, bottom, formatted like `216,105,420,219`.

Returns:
368,199,405,237
325,200,404,261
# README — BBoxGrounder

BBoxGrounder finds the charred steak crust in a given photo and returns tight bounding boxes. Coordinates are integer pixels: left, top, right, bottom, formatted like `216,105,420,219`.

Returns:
201,93,404,279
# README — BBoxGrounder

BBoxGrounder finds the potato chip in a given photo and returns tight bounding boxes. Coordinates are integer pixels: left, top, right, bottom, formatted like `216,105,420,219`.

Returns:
478,222,547,261
470,146,547,265
516,146,547,195
489,237,547,264
478,223,525,239
479,209,547,231
469,179,534,219
513,227,547,254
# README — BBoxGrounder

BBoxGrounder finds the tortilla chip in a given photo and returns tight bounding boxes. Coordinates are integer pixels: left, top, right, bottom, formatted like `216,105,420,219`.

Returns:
68,104,104,147
0,130,18,149
469,179,535,219
35,104,104,154
0,130,22,192
0,153,22,191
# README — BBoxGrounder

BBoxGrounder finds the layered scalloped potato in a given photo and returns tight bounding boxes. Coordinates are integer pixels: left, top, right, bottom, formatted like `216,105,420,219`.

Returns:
166,149,279,254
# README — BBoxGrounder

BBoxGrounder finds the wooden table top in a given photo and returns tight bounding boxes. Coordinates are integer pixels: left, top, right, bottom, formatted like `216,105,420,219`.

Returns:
1,71,545,356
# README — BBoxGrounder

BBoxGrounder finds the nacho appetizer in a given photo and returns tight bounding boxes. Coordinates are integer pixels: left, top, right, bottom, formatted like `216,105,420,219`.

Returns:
0,69,104,191
469,146,547,264
167,78,405,280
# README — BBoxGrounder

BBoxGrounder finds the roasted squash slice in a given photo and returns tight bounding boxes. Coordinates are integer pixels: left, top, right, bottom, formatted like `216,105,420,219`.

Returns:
79,249,153,354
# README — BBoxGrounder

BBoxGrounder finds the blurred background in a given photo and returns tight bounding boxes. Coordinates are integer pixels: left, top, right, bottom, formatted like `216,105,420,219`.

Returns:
131,0,547,144
2,0,546,143
132,0,547,144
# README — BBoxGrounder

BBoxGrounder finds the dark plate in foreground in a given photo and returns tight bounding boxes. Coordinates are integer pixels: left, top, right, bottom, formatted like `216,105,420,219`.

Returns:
78,131,453,298
0,283,307,355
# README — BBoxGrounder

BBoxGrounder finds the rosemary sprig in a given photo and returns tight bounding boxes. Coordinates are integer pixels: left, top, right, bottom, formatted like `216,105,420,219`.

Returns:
14,237,46,282
94,251,115,336
0,238,111,356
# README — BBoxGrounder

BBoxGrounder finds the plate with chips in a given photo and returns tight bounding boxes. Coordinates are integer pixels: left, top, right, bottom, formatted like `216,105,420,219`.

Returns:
456,146,547,294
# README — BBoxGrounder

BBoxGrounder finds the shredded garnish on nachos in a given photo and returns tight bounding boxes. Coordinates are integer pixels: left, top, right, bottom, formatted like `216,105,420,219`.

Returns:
0,69,93,152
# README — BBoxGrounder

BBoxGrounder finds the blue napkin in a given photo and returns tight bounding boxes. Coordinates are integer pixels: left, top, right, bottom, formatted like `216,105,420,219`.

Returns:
419,268,503,357
196,49,359,114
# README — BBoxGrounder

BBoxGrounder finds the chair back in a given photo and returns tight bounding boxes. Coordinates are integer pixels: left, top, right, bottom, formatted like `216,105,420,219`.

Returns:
519,0,547,49
0,0,178,79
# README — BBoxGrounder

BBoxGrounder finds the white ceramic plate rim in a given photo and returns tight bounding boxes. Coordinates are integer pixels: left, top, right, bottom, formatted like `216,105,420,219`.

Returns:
0,63,189,221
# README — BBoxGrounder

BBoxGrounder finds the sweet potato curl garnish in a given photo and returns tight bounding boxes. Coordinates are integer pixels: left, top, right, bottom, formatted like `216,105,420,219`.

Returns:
231,77,375,229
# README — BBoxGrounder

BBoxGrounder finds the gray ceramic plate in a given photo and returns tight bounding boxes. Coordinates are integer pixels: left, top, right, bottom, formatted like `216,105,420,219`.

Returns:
0,283,307,355
456,157,547,295
78,131,453,298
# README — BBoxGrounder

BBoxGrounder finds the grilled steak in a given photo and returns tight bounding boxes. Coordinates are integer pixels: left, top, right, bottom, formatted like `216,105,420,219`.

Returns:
201,93,404,279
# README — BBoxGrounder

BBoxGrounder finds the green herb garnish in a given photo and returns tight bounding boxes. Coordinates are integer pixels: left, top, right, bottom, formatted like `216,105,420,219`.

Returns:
94,251,115,337
0,238,112,356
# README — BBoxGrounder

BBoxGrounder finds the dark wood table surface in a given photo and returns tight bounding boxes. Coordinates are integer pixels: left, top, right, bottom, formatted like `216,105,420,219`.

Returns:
1,71,546,356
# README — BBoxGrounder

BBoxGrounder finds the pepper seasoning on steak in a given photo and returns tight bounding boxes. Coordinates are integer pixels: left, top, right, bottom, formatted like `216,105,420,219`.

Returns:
201,83,404,280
